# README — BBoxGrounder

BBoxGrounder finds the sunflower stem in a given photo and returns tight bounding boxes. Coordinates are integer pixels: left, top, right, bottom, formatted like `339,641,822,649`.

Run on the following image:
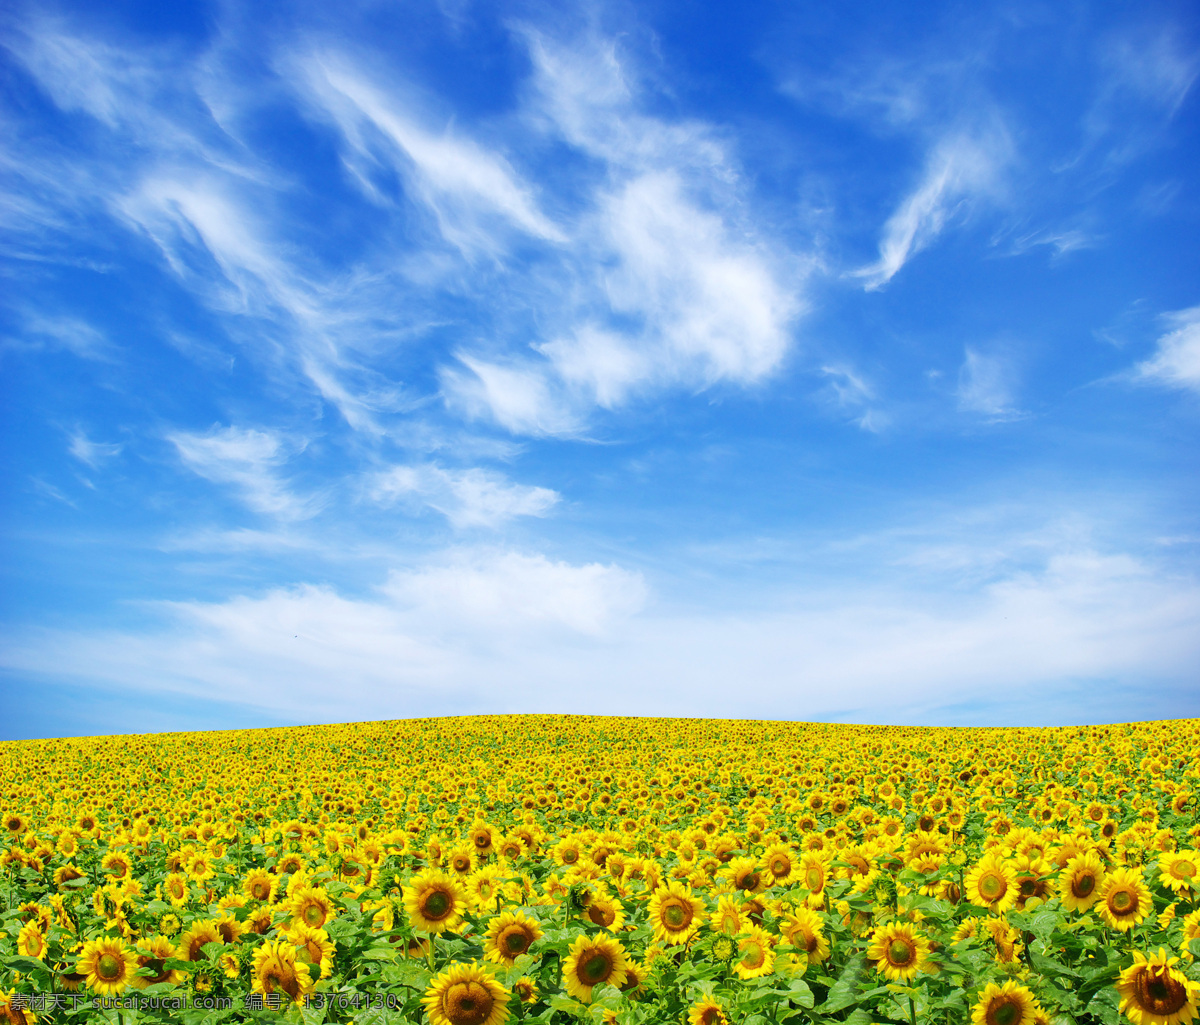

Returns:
908,993,917,1025
427,932,436,972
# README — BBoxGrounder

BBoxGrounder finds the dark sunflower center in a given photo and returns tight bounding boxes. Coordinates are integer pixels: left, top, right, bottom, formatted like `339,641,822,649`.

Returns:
1072,874,1095,896
980,874,1005,900
1135,969,1187,1014
772,859,788,875
588,905,614,926
988,997,1020,1025
303,904,325,926
582,951,612,983
424,890,451,919
142,959,168,983
563,850,578,863
1111,890,1134,913
663,901,690,929
888,940,914,966
447,980,493,1025
97,953,122,980
504,929,529,954
741,941,764,967
1019,878,1037,896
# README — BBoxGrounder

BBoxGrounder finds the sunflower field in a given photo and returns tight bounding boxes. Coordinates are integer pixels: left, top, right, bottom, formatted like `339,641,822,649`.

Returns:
2,715,1200,1025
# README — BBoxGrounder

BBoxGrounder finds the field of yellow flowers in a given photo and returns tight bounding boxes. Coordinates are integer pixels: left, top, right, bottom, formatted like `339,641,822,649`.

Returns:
2,715,1199,1025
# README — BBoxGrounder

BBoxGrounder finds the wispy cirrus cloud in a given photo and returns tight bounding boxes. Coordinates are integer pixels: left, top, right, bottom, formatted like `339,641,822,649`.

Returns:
956,346,1026,421
369,463,559,529
293,54,567,254
67,429,122,469
1134,306,1200,394
853,130,1011,290
168,424,318,520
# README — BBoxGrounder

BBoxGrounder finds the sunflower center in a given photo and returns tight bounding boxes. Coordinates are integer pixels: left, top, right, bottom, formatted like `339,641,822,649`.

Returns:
805,868,822,890
303,904,325,926
581,951,613,983
446,980,494,1025
423,891,452,919
740,940,765,968
1072,874,1095,897
1173,861,1196,879
987,997,1021,1025
504,928,530,954
979,874,1005,900
143,959,168,983
772,859,788,876
663,900,690,929
588,904,615,926
1111,890,1134,913
97,953,122,980
1019,878,1037,896
888,939,914,966
1135,969,1187,1014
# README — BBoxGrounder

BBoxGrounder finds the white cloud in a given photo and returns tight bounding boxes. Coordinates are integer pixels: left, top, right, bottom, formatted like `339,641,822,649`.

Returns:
68,430,122,469
1134,306,1200,393
956,347,1024,420
168,424,316,520
854,131,1010,290
437,31,802,435
370,464,559,528
293,55,566,253
3,530,1196,724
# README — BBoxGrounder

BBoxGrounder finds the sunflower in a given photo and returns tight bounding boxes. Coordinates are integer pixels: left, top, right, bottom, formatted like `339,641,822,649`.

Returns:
178,919,223,962
563,933,629,1002
448,845,477,876
163,872,190,907
798,853,831,907
1158,850,1200,897
1182,910,1200,960
0,989,36,1025
251,939,313,1008
243,869,277,903
467,865,506,911
483,911,544,967
866,922,932,982
966,853,1017,914
1011,854,1053,910
1057,851,1106,912
582,887,626,931
726,856,766,894
424,962,509,1025
276,852,306,876
288,886,335,931
1117,948,1200,1025
646,880,705,945
101,851,132,880
971,980,1041,1025
132,936,185,988
687,996,729,1025
511,977,538,1004
733,926,776,980
406,870,467,934
290,923,335,980
1099,867,1153,932
78,936,140,996
781,906,830,964
469,822,497,859
713,895,743,935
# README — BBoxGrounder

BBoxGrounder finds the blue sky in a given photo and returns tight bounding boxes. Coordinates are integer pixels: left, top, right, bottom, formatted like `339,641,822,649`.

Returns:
2,0,1198,739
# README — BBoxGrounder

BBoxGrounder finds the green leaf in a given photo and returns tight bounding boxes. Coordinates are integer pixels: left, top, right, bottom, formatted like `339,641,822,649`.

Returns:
785,977,815,1008
819,954,867,1014
548,994,589,1017
0,955,51,973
